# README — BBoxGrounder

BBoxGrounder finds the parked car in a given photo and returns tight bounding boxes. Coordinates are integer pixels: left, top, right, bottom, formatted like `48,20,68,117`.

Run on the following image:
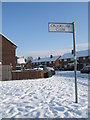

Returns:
80,65,90,74
39,65,55,75
46,67,55,75
33,67,43,71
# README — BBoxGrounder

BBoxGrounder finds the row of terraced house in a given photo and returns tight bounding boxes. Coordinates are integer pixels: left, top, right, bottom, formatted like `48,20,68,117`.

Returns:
26,50,90,71
0,34,90,80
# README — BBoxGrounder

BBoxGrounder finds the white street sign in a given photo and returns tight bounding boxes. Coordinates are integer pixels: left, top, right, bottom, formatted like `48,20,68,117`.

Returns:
49,23,73,33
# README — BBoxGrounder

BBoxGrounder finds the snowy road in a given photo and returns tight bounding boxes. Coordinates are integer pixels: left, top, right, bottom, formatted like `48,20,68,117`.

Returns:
0,71,88,118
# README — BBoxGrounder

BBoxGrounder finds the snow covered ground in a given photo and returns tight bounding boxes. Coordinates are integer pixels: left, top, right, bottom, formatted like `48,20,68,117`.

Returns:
0,71,88,118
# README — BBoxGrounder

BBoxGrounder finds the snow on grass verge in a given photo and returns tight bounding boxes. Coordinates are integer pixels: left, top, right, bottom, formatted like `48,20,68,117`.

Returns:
0,71,88,118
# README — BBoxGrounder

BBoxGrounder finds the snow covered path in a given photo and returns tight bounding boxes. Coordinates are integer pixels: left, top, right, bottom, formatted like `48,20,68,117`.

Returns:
0,71,88,118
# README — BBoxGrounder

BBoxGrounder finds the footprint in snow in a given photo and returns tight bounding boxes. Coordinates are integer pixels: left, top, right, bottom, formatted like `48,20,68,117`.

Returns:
64,111,69,117
36,111,40,117
18,107,24,112
34,96,38,99
54,106,65,111
25,106,34,109
55,102,62,106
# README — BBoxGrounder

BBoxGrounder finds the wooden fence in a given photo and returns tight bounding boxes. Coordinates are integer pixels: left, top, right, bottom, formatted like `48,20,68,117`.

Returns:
12,70,49,80
0,66,49,81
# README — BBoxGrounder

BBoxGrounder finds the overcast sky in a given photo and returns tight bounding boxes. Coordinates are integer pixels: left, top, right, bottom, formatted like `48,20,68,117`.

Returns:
2,2,88,58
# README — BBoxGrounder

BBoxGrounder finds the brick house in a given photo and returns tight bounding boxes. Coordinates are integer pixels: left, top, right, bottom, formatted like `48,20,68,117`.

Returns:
0,34,17,70
25,59,32,69
31,55,61,68
59,50,90,70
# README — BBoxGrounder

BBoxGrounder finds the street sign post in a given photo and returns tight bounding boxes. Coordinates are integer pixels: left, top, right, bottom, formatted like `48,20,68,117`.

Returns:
49,22,78,103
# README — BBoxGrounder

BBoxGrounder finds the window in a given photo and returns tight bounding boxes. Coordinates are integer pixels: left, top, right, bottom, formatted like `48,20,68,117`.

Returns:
62,59,64,62
67,59,69,61
77,58,79,60
84,63,86,66
51,61,53,64
53,61,55,63
71,58,73,61
64,65,67,68
79,57,83,60
83,57,86,60
42,62,45,65
64,59,67,61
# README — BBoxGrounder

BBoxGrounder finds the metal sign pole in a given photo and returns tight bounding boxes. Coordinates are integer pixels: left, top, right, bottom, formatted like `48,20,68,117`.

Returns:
48,22,78,103
73,22,78,103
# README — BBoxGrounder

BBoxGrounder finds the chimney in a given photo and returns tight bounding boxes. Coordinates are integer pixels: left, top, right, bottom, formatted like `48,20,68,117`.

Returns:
38,57,40,60
50,55,53,58
72,50,74,54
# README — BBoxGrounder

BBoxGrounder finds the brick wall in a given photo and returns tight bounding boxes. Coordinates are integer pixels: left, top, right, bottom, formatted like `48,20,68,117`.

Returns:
1,35,17,70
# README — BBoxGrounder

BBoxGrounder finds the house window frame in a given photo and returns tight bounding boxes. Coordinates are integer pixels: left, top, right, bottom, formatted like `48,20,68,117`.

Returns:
49,61,51,64
64,65,67,68
51,61,53,64
71,58,73,61
64,59,67,62
60,59,62,62
83,57,86,60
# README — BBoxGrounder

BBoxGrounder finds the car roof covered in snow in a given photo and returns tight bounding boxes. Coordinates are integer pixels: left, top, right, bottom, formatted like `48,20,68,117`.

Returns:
60,50,89,59
32,56,60,63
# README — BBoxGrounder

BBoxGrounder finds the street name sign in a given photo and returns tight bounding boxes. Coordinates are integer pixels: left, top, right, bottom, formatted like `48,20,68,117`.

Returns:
48,22,78,103
49,23,73,33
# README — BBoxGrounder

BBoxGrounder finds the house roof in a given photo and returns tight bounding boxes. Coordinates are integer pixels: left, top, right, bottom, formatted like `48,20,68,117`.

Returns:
0,33,17,48
32,55,60,63
17,56,25,64
60,50,89,60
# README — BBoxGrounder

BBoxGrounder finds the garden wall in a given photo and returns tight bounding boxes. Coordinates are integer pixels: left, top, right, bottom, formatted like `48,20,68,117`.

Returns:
12,70,49,80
